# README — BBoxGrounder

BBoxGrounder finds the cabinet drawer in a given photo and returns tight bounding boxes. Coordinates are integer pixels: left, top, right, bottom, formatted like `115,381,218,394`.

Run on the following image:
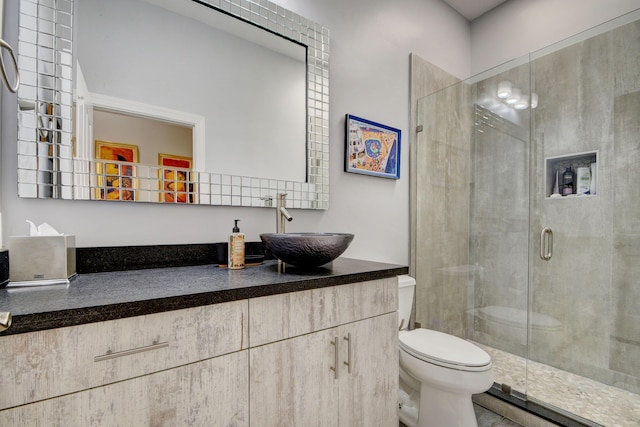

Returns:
249,277,397,346
0,300,248,410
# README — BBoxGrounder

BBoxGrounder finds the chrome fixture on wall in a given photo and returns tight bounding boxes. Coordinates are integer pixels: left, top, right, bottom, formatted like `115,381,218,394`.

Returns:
0,2,19,333
0,0,19,94
0,38,19,93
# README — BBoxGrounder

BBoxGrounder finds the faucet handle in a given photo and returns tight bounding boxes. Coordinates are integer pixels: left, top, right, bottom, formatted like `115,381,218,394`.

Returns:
276,193,288,208
261,195,273,207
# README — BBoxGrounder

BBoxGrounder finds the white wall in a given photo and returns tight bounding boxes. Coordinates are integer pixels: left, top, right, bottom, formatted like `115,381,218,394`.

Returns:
77,0,307,182
0,0,469,265
93,111,193,165
470,0,640,75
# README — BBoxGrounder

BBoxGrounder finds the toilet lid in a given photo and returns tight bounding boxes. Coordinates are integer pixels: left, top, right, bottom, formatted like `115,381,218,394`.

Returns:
399,329,491,371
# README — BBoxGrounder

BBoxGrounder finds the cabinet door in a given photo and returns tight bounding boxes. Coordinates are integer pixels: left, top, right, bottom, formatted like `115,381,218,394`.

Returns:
338,313,399,427
249,328,339,427
0,351,249,426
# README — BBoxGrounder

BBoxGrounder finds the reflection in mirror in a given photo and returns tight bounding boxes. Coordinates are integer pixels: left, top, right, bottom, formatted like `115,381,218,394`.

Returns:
93,110,193,203
17,0,330,209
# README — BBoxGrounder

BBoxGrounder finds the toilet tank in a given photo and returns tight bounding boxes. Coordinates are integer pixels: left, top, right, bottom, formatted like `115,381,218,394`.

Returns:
398,275,416,330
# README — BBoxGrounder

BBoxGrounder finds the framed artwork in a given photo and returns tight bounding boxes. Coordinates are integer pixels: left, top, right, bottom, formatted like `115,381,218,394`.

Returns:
95,140,139,201
345,114,401,179
159,153,194,203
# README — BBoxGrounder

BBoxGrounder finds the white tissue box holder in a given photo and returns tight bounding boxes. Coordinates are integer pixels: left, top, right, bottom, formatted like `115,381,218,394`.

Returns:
8,235,76,282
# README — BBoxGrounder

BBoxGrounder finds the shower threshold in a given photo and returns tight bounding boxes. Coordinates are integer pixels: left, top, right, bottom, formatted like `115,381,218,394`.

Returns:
484,385,601,427
477,343,638,427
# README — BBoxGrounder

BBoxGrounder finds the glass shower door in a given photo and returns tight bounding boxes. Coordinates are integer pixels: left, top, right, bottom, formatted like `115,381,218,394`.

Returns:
467,62,532,400
526,15,640,426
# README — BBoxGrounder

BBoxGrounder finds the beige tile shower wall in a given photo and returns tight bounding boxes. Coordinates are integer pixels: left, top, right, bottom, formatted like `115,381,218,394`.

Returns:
410,55,471,337
610,23,640,391
410,54,461,280
611,86,640,391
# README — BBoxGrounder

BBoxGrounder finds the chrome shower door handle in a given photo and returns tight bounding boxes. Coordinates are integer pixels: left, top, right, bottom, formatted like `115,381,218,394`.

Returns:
0,38,20,93
540,227,553,261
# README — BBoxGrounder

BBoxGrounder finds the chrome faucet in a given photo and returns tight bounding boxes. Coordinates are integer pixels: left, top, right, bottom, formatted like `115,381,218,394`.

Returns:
276,193,293,233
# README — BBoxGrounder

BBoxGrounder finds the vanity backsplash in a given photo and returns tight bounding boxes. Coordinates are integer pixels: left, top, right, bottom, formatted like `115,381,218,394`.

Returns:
76,242,272,274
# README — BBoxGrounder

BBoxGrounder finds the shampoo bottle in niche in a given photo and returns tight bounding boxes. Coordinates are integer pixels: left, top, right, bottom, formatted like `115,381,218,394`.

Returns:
228,220,245,270
576,167,591,195
562,166,575,196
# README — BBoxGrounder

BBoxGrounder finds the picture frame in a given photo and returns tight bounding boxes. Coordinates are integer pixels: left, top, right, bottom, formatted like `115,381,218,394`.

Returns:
345,114,401,179
95,140,139,201
158,153,194,203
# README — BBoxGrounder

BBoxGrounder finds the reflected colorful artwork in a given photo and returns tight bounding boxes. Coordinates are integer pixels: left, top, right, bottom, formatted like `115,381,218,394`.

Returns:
95,141,139,201
159,153,193,203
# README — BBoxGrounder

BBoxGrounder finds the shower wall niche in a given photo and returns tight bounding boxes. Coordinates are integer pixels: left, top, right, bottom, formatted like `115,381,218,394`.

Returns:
545,151,598,197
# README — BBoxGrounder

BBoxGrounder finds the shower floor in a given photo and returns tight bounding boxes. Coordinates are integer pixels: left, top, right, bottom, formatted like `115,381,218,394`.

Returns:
477,343,640,427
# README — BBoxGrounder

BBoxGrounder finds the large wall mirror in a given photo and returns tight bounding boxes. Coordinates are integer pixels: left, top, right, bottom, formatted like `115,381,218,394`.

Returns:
16,0,330,209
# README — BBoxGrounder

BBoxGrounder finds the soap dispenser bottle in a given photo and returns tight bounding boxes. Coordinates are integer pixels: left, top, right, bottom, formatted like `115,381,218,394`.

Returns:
228,220,245,270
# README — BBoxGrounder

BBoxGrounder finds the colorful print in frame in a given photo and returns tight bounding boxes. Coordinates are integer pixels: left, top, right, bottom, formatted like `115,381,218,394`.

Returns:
159,153,194,203
95,141,139,201
345,114,401,179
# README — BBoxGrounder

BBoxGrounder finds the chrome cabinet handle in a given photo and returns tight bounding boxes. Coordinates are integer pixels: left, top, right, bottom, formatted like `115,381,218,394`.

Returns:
540,227,553,261
343,333,352,374
0,311,11,331
330,337,339,380
94,340,169,362
0,38,20,93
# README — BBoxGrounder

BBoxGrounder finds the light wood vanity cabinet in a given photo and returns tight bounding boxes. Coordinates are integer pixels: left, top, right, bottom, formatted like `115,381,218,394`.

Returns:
0,277,399,426
0,300,249,426
249,278,399,426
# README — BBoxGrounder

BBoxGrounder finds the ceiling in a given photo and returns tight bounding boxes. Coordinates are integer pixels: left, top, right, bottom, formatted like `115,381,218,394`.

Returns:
443,0,508,21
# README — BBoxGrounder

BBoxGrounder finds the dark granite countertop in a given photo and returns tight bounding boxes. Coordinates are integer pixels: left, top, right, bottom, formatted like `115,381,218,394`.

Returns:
0,257,408,336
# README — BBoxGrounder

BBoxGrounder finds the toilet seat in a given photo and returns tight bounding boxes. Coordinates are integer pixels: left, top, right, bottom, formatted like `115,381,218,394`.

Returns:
399,329,491,372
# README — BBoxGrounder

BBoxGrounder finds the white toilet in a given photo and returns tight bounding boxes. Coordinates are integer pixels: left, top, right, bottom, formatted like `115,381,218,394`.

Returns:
397,275,493,427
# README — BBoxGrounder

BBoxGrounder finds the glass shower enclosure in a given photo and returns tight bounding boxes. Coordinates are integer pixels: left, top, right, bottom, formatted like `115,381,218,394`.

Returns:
414,11,640,426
